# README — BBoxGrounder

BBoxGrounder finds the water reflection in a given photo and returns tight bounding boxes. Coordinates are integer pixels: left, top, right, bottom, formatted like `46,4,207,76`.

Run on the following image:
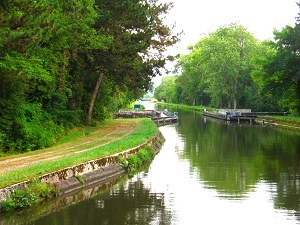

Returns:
33,177,173,225
167,107,300,222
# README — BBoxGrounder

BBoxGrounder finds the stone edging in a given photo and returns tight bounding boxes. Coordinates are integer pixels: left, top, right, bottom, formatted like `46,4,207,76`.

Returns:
0,131,165,206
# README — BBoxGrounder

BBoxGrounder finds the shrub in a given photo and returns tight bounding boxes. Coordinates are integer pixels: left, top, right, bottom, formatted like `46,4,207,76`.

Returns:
127,154,142,171
1,181,58,212
30,181,52,198
118,146,156,172
9,188,38,209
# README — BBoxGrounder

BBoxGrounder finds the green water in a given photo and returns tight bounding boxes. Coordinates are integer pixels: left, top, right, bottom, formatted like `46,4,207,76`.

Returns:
2,105,300,224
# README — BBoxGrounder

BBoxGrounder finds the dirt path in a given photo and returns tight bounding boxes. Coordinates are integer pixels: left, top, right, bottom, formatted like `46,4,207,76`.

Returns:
0,120,136,173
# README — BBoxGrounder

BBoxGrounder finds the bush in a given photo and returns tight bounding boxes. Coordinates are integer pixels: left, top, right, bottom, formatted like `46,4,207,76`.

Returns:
118,146,156,172
1,181,57,212
127,154,142,171
0,102,66,153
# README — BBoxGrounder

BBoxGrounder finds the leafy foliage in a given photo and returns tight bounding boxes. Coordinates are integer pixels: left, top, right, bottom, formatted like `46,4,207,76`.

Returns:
1,181,55,212
0,0,178,153
262,25,300,115
118,146,156,172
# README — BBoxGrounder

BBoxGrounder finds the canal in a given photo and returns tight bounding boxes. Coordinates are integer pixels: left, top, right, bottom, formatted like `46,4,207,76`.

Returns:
2,104,300,224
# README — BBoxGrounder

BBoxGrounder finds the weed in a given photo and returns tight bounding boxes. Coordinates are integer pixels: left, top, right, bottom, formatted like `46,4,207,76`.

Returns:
9,188,38,210
76,175,85,185
31,180,52,198
118,155,128,168
118,146,156,172
1,181,59,212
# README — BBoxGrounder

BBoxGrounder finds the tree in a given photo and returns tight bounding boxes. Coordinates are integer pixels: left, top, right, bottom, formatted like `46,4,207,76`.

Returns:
83,0,179,124
174,23,258,109
0,0,179,152
199,24,258,108
154,76,177,103
261,25,300,114
0,0,63,151
249,41,282,111
175,48,208,106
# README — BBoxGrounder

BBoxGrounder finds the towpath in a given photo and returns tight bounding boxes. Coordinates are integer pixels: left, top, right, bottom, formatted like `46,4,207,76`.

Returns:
0,120,136,174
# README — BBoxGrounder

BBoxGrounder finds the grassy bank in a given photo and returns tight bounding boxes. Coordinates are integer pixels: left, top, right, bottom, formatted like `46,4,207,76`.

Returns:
157,102,215,112
267,115,300,123
0,118,158,188
260,115,300,129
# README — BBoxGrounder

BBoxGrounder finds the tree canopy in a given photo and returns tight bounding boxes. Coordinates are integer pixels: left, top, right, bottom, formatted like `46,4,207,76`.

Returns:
0,0,179,153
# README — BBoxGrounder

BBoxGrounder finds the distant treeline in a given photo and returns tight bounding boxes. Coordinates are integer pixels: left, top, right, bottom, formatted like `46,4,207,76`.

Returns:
0,0,179,153
155,5,300,115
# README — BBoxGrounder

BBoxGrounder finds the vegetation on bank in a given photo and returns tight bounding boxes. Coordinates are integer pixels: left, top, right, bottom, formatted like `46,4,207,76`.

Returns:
1,180,59,212
268,115,300,123
157,102,215,112
1,145,158,212
0,118,159,212
0,118,158,188
262,115,300,129
118,146,156,174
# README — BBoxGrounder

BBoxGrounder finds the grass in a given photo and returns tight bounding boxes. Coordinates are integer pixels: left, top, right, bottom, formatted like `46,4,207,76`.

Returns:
262,115,300,129
156,102,215,112
268,115,300,123
0,118,159,188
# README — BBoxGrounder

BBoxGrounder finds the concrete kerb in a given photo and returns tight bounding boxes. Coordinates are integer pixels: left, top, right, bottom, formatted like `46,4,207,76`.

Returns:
0,131,165,207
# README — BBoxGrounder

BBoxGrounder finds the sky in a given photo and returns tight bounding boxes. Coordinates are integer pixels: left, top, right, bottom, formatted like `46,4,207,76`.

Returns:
151,0,299,87
161,0,299,55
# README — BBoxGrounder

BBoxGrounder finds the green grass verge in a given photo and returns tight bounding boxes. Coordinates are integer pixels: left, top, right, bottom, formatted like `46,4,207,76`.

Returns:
268,115,300,123
0,118,158,188
262,115,300,129
157,102,215,112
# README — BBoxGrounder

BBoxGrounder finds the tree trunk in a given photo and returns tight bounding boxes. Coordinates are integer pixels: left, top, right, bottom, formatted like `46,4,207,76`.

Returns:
234,75,238,109
234,98,237,109
228,100,231,109
87,71,104,125
58,49,68,93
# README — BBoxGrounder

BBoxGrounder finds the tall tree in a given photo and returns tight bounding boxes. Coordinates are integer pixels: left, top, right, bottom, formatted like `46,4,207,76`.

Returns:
84,0,179,124
249,41,281,111
154,76,177,103
176,49,206,105
262,24,300,114
179,23,258,108
201,24,257,108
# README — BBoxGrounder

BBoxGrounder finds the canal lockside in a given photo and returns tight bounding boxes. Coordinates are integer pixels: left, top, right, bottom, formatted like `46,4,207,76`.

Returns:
0,131,165,209
114,109,179,126
203,108,288,123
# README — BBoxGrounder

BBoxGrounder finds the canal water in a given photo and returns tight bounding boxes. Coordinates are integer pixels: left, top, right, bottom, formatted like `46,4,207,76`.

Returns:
2,104,300,224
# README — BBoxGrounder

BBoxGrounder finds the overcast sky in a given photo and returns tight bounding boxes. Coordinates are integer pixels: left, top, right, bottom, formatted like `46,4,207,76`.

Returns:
152,0,299,86
161,0,299,54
